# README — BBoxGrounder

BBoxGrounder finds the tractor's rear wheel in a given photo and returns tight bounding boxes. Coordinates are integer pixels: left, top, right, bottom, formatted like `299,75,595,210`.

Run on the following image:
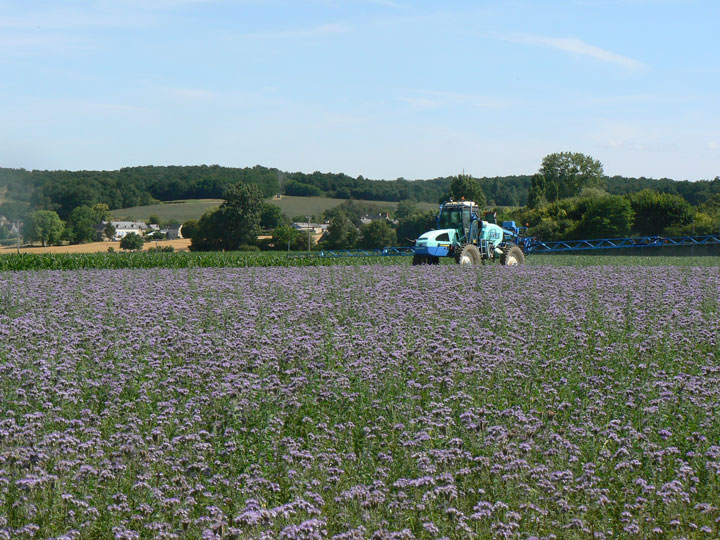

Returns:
500,244,525,266
412,254,428,265
455,244,481,265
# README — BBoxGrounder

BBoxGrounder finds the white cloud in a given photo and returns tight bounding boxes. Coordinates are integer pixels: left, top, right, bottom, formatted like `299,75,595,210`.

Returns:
504,33,647,71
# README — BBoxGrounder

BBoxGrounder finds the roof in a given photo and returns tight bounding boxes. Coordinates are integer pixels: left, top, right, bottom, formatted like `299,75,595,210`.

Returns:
110,221,149,230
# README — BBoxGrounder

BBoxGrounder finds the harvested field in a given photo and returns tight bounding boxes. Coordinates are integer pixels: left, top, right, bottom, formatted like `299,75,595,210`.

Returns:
0,238,191,255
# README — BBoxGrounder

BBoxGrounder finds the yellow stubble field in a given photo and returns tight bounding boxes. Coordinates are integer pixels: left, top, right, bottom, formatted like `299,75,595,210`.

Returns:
0,238,192,255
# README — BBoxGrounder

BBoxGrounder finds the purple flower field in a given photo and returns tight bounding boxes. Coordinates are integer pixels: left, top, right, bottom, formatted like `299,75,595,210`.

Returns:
1,265,719,539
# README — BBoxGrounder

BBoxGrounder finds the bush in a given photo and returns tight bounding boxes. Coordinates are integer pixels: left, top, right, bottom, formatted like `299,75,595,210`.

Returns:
571,195,634,239
120,233,144,251
629,189,694,235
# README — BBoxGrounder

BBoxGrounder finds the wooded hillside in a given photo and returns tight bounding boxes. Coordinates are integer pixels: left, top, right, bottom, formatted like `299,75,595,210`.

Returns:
1,165,718,221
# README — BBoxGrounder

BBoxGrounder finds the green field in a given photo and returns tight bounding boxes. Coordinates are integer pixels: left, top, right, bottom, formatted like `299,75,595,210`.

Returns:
112,196,438,222
2,250,720,272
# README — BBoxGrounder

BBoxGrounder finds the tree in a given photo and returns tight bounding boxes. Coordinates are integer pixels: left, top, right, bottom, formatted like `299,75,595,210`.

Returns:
527,174,547,209
260,203,284,230
92,203,111,222
446,174,486,206
66,205,100,244
103,222,116,240
189,208,225,251
358,220,397,249
181,219,198,240
190,182,264,251
572,195,634,239
24,210,64,247
120,232,144,251
0,201,29,223
629,189,694,235
324,200,387,227
322,214,359,250
538,152,605,201
396,210,436,244
147,214,161,225
0,201,29,252
394,200,418,221
272,225,298,251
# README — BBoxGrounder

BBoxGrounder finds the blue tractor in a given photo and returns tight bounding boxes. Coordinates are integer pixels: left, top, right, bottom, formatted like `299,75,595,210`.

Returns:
413,200,530,266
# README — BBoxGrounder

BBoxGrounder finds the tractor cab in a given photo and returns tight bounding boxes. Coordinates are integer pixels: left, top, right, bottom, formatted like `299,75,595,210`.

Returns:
436,201,480,244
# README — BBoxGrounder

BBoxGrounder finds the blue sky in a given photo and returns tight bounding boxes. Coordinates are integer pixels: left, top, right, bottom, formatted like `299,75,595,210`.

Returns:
1,0,718,182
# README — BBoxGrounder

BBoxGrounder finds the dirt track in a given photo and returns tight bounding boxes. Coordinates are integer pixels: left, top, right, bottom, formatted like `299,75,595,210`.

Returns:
0,238,192,255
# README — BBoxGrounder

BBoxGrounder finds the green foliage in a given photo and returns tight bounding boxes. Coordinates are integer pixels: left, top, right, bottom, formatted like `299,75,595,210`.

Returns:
323,199,392,227
285,180,324,197
260,203,284,230
527,174,547,209
24,210,64,246
181,219,198,239
190,183,264,251
571,195,634,239
446,174,486,206
394,200,418,220
0,201,29,222
271,225,299,251
629,189,694,235
119,232,144,251
535,152,605,202
147,214,161,225
322,214,359,250
396,210,436,244
664,211,719,236
514,198,582,240
358,220,397,249
103,222,116,240
66,205,100,244
91,203,111,222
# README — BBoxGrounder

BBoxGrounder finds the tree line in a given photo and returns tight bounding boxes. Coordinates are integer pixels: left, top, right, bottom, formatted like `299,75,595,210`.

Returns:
2,154,719,251
2,163,718,223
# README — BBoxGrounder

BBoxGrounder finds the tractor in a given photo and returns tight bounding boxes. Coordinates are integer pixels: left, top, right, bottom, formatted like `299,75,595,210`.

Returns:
412,200,529,266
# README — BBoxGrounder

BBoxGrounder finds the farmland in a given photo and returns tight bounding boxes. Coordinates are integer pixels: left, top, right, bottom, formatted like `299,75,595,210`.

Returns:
112,196,438,222
1,262,719,539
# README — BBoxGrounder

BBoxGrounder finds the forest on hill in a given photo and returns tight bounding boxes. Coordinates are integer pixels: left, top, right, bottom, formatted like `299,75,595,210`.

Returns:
2,164,718,221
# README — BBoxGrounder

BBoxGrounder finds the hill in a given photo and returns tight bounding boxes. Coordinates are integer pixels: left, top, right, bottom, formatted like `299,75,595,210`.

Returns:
112,196,438,223
2,165,718,223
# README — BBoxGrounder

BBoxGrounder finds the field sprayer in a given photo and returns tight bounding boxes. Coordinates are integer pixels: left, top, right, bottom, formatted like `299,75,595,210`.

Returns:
411,199,720,265
412,200,528,266
301,199,720,264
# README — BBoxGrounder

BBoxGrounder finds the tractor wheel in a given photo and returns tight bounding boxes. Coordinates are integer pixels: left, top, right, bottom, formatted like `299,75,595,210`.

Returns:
429,256,440,265
412,254,428,265
455,244,481,265
500,244,525,266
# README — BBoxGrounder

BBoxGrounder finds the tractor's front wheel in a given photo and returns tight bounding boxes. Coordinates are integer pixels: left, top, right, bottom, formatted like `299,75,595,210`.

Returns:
412,254,427,265
455,244,481,265
500,244,525,266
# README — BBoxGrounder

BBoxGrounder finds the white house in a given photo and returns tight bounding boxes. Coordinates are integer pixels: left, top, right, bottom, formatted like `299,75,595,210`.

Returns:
107,221,149,240
291,222,328,245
